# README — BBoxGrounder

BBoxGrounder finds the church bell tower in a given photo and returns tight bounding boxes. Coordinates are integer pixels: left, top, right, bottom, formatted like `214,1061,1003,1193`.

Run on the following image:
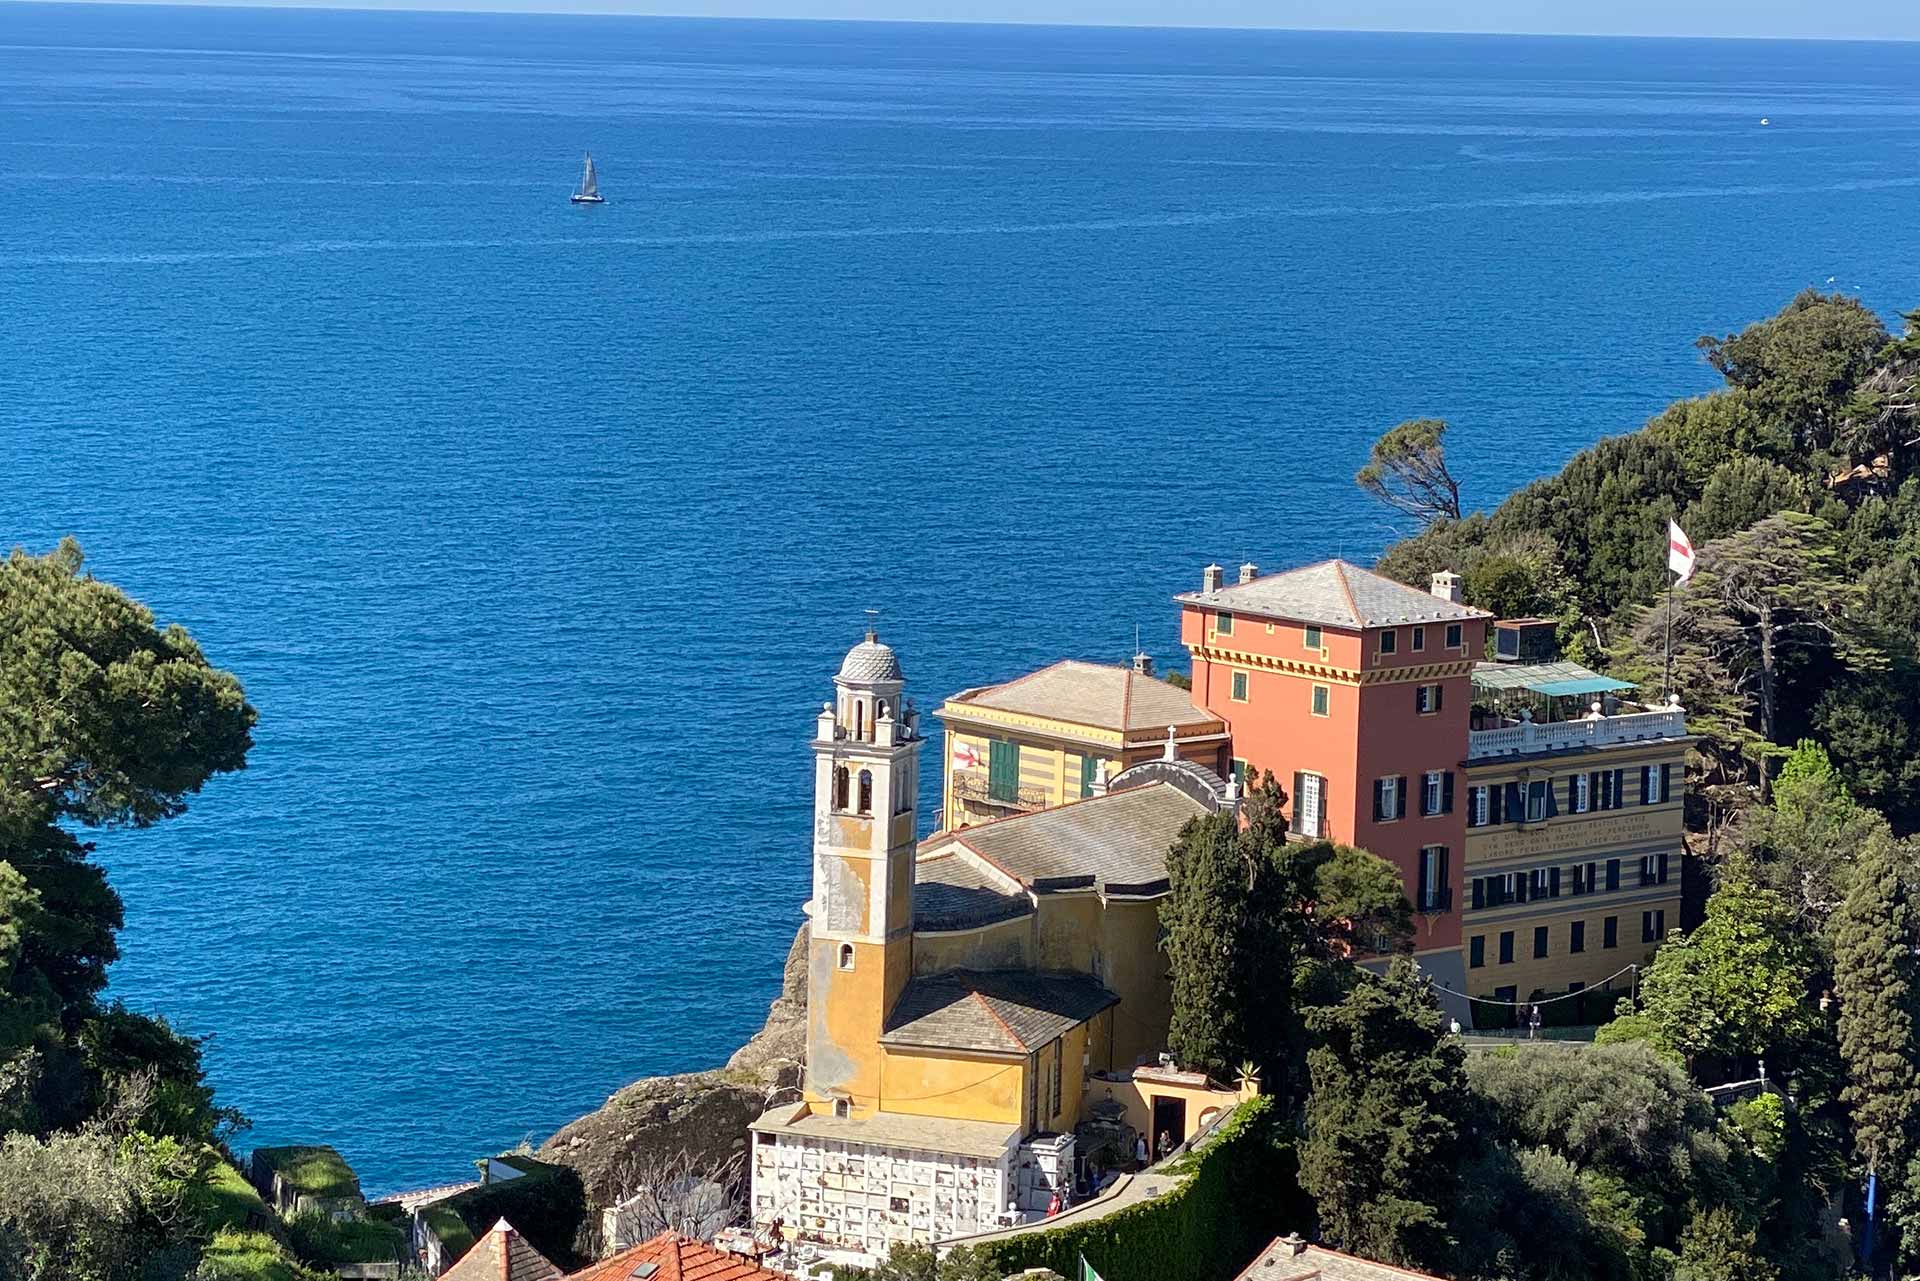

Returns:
804,629,922,1118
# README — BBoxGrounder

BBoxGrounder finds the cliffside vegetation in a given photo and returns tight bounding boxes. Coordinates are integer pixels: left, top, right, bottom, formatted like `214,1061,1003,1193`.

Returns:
1342,292,1920,1278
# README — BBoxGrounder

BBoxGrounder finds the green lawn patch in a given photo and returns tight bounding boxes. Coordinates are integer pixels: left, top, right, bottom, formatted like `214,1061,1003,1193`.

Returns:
187,1152,274,1234
286,1212,407,1267
251,1145,363,1201
197,1229,329,1281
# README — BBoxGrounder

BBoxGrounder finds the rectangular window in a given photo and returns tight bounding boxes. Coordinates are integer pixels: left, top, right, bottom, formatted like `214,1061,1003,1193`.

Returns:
1374,776,1404,822
1468,785,1490,827
1572,773,1591,814
1293,772,1326,838
1643,910,1667,943
1570,920,1586,953
1641,765,1670,806
1415,683,1444,715
1470,935,1485,968
1604,916,1619,948
1417,846,1448,912
1658,852,1670,884
1534,926,1549,959
1231,759,1247,788
1049,1040,1063,1120
1080,755,1100,799
1472,877,1485,909
1411,626,1426,652
1639,854,1657,887
1526,779,1548,822
1379,629,1398,655
1606,858,1620,892
1231,670,1249,702
1215,610,1234,636
1499,931,1514,965
1304,624,1322,650
1530,867,1552,899
1423,771,1443,816
1446,622,1463,649
988,740,1021,803
1311,684,1330,717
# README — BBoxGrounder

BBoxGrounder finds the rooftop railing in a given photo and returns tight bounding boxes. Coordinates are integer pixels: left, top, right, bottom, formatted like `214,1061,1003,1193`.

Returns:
1467,702,1687,760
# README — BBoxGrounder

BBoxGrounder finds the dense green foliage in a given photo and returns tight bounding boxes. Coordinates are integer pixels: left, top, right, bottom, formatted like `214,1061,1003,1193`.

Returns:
970,1097,1305,1281
1161,773,1409,1092
1299,958,1464,1271
1358,292,1920,1277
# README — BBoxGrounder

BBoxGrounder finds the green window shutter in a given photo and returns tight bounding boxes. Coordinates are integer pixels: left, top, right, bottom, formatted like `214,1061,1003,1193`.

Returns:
990,740,1021,802
1080,755,1099,798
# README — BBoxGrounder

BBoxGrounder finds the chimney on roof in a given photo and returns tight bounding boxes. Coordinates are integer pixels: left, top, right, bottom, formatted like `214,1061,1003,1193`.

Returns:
1132,650,1154,677
1431,570,1463,604
1203,563,1224,593
1239,562,1259,585
1279,1234,1308,1258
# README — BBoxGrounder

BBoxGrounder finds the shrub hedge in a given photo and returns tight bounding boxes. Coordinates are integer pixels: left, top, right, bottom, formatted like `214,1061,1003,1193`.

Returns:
196,1229,330,1281
438,1159,587,1268
971,1097,1305,1281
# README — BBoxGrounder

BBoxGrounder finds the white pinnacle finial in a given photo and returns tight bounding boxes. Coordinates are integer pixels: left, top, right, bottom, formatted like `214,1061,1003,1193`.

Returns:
1163,725,1178,762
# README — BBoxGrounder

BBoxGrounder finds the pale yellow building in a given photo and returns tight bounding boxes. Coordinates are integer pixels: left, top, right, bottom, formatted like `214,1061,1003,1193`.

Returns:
1458,662,1691,1021
750,636,1237,1258
936,657,1228,827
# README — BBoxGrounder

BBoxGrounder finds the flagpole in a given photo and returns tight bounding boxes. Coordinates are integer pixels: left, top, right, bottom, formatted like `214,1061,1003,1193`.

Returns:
1664,568,1674,700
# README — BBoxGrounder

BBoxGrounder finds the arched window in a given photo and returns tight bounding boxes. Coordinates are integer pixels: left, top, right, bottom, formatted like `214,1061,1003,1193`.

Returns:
853,701,865,741
876,699,889,723
834,766,850,811
838,943,854,971
857,769,874,815
833,1098,852,1118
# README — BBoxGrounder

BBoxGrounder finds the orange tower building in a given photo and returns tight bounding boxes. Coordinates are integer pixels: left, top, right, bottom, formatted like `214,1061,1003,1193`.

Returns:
1176,560,1491,1003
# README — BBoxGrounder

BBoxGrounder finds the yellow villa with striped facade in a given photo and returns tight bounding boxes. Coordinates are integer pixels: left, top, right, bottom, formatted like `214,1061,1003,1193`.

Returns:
936,655,1230,828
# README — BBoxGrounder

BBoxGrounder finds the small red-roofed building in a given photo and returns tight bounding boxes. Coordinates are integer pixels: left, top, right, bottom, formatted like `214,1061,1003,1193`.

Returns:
440,1219,563,1281
567,1232,787,1281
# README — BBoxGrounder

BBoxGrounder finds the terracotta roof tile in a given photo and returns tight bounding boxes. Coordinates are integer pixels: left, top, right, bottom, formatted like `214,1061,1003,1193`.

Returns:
441,1220,563,1281
569,1233,787,1281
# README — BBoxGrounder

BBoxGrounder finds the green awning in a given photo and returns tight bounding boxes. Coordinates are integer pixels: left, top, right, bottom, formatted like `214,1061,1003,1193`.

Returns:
1472,661,1633,698
1533,676,1634,698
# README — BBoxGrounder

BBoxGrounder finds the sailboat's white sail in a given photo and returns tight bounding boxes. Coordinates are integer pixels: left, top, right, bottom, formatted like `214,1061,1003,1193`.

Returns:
579,153,599,198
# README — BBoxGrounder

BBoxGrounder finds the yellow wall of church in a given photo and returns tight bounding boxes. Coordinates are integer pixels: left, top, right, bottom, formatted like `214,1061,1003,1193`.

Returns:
912,915,1034,974
879,1047,1025,1125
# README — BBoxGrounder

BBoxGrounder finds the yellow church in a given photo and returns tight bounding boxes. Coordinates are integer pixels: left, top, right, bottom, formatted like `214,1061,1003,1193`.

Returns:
749,633,1242,1256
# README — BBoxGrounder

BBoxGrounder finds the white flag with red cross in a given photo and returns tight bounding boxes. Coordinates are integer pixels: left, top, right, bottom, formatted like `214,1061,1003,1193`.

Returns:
951,740,985,771
1668,520,1697,582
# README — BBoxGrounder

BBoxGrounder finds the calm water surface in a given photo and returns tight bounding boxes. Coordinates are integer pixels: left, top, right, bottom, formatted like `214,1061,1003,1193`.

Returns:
2,2,1917,1191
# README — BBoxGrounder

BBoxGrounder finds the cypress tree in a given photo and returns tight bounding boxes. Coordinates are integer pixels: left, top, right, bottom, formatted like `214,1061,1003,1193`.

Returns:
1300,957,1466,1271
1830,828,1920,1263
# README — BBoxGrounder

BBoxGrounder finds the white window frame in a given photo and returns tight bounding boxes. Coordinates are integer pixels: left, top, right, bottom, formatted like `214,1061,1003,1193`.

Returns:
1573,773,1591,814
1526,779,1548,822
1296,772,1325,837
1416,684,1439,715
1423,770,1444,817
1419,846,1443,909
1468,786,1489,827
1380,775,1402,821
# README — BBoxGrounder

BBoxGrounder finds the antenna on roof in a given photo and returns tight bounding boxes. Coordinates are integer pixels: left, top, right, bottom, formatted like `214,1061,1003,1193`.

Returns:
862,607,879,640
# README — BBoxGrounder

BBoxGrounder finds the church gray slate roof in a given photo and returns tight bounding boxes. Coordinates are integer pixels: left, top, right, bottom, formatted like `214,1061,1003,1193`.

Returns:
914,857,1033,931
1175,559,1490,630
837,633,904,683
950,781,1208,899
880,969,1119,1055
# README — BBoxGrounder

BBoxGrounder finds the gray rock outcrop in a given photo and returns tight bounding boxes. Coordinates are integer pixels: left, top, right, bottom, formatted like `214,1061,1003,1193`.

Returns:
538,923,808,1209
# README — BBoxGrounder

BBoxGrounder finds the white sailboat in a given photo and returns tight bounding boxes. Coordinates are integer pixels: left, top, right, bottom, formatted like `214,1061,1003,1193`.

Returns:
571,152,606,205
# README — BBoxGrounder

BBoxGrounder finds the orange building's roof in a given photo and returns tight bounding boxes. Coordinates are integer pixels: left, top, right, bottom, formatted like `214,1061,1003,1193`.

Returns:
567,1233,787,1281
1177,558,1491,630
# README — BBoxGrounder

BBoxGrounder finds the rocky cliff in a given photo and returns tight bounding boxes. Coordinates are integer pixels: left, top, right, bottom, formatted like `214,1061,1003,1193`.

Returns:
538,923,807,1209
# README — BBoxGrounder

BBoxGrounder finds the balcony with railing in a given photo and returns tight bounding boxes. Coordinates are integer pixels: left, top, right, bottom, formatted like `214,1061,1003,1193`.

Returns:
951,773,1051,814
1468,659,1687,761
1468,704,1688,760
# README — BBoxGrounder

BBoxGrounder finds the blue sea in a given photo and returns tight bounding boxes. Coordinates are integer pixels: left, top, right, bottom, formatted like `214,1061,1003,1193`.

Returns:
2,2,1917,1193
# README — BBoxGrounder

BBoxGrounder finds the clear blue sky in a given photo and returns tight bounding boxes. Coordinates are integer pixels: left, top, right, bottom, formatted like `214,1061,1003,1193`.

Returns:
43,0,1920,40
